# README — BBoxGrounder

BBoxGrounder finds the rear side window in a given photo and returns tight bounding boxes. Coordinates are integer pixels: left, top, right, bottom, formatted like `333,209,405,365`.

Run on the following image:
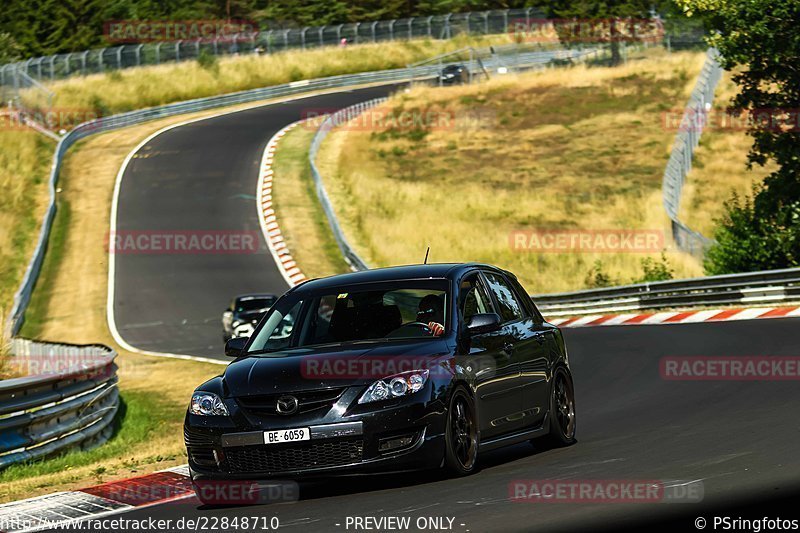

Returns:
483,272,525,323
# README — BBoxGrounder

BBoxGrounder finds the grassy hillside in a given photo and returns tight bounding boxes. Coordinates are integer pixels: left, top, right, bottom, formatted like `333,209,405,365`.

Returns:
315,49,735,293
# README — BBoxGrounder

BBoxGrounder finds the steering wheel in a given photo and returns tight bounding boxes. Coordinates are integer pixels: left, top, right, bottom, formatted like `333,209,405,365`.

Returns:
386,321,432,338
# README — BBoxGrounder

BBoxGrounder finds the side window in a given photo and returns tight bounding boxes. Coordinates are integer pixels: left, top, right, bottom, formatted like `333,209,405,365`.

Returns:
507,275,543,323
459,274,494,323
483,272,525,323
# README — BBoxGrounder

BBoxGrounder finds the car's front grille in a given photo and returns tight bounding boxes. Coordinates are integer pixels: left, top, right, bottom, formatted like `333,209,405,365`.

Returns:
236,387,347,417
225,438,364,474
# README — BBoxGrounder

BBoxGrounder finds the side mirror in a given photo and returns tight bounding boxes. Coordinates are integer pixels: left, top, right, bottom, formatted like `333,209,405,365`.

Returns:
224,336,248,357
465,313,502,335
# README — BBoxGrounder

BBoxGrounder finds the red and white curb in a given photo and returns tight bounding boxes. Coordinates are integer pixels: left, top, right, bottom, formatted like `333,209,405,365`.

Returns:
0,466,192,532
257,122,308,288
550,305,800,328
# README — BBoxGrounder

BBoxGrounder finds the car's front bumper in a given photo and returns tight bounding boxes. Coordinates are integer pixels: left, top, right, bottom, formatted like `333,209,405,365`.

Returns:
185,391,447,481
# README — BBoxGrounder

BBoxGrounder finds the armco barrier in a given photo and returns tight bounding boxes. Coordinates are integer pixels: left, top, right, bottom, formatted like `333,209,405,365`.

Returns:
533,267,800,317
5,43,593,337
0,340,118,470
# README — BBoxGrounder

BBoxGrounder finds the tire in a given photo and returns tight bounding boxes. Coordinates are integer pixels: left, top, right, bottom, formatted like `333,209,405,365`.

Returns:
535,369,577,448
443,386,479,476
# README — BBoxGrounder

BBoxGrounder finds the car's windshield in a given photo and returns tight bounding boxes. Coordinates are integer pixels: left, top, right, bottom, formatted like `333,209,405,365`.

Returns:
246,280,449,354
236,297,275,313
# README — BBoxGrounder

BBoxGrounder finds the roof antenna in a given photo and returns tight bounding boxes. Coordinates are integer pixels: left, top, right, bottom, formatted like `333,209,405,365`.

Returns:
423,246,430,265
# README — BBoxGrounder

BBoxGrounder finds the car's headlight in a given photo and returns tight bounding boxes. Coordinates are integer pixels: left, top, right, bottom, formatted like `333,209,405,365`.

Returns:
358,370,429,404
190,392,229,416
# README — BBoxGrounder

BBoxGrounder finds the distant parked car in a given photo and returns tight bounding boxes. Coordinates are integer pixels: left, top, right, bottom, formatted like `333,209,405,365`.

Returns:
438,64,469,85
222,294,277,341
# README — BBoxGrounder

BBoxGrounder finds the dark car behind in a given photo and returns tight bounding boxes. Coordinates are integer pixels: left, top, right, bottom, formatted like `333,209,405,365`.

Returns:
222,294,277,341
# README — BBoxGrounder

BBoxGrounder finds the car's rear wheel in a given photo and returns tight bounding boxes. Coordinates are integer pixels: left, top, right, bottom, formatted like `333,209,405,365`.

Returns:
444,387,478,476
535,369,576,448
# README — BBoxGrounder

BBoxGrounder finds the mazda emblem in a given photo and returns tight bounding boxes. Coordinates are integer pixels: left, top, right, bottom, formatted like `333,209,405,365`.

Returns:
276,395,299,415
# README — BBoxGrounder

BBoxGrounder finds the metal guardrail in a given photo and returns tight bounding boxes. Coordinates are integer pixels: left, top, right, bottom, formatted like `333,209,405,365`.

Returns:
662,48,723,256
534,267,800,317
0,340,118,470
0,8,559,84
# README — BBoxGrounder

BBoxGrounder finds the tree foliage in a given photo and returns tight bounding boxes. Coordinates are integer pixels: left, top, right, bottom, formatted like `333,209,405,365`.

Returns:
678,0,800,273
0,0,530,57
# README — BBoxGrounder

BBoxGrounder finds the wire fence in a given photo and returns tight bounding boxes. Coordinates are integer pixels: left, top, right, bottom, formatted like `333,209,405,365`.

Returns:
0,9,707,87
661,48,723,256
0,9,546,84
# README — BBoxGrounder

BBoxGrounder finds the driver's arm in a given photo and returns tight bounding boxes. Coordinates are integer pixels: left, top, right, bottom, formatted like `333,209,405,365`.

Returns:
428,322,444,337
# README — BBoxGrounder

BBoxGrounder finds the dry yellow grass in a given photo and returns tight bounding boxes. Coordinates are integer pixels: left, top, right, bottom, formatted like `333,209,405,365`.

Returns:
317,48,709,293
20,34,517,121
678,71,776,237
271,122,351,279
0,130,53,321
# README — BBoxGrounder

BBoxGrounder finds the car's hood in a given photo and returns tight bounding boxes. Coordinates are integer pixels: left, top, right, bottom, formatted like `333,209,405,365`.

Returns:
223,340,451,397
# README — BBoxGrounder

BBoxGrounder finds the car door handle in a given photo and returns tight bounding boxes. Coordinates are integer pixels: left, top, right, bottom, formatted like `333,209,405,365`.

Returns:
533,332,547,344
503,342,515,356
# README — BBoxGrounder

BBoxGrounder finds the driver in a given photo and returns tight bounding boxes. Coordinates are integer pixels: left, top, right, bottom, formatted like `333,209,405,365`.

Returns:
417,294,445,337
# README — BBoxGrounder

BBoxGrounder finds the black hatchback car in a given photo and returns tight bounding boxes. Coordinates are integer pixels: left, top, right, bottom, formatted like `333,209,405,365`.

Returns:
222,294,278,341
185,264,576,499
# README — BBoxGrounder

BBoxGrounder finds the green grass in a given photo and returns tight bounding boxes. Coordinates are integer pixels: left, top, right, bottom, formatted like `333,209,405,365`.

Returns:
19,197,71,340
0,390,181,489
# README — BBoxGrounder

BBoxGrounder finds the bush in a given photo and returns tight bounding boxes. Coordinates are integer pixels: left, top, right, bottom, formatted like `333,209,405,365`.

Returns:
585,260,614,288
634,253,674,283
704,187,800,275
196,49,219,73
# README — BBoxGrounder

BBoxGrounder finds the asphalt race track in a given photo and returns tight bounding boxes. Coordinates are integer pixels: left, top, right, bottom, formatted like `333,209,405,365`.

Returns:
81,319,799,532
108,86,800,532
112,84,400,359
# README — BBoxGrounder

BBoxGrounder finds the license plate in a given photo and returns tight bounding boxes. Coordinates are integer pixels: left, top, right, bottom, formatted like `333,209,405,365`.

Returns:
263,427,310,445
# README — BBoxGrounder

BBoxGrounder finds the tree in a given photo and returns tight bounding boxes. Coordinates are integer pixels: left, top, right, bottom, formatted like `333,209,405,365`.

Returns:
0,32,21,63
534,0,671,65
678,0,800,273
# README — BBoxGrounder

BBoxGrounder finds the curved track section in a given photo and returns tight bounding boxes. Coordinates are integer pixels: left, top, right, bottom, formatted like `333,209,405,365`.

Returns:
105,318,800,531
111,85,399,359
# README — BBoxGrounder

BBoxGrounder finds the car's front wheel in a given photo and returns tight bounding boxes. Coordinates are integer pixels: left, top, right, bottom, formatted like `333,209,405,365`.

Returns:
443,386,478,476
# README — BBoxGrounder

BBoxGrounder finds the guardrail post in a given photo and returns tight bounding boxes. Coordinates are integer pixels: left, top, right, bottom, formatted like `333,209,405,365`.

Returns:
354,22,361,44
175,41,181,62
408,18,414,39
427,16,433,37
389,19,395,40
319,26,325,46
301,27,309,49
115,46,122,69
371,21,378,42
